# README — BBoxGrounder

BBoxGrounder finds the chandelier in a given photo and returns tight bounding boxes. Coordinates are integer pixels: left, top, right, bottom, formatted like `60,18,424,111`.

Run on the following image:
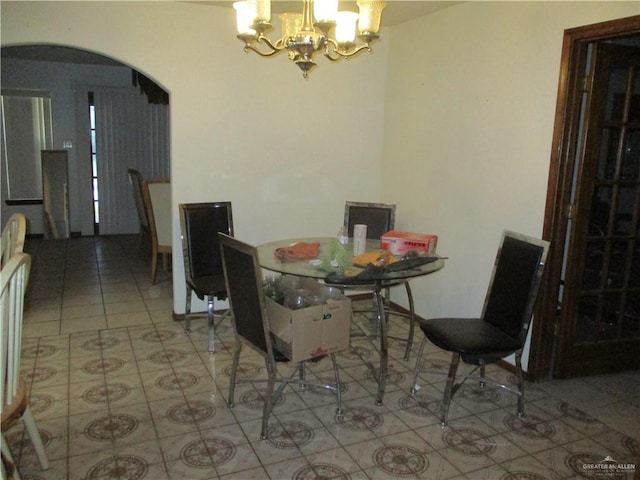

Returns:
233,0,387,78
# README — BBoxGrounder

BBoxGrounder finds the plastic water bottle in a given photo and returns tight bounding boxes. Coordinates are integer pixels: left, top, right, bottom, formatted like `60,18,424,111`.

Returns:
332,227,350,273
338,226,348,245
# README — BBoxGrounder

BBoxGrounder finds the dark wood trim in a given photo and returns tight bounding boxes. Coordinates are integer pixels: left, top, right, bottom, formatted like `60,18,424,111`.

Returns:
564,15,640,41
530,14,640,381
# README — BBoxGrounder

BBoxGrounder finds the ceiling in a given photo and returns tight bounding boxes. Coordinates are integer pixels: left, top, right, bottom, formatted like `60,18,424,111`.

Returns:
1,1,459,66
201,1,460,27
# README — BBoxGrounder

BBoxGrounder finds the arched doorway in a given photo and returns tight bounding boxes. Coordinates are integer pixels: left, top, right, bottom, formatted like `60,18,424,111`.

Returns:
1,45,170,238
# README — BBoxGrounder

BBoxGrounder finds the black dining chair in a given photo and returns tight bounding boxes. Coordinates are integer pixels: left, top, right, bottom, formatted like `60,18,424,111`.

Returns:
219,233,343,440
410,230,550,425
344,201,417,360
179,202,233,352
344,201,396,239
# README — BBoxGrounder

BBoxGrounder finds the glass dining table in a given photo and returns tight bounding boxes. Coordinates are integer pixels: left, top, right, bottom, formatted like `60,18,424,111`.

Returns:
257,237,445,405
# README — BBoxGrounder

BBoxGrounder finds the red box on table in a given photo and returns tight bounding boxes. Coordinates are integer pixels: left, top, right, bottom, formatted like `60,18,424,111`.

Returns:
381,231,438,256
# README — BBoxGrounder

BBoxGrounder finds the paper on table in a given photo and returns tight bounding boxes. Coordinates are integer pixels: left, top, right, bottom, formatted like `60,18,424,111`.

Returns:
351,250,397,268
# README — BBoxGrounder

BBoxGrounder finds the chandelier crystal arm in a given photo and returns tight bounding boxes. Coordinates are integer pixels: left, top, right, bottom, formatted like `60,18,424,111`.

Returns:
324,38,372,62
240,34,285,57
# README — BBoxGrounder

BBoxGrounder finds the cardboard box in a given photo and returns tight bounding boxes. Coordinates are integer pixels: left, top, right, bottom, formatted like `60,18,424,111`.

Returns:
265,280,351,363
381,231,438,256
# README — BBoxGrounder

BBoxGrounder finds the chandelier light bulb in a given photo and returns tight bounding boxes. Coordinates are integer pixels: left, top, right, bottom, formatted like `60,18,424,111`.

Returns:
313,0,338,24
357,0,386,34
248,0,271,25
233,1,256,35
335,11,358,45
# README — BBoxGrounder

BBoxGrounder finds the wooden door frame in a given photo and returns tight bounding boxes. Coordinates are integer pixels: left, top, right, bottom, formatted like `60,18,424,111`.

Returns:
528,15,640,380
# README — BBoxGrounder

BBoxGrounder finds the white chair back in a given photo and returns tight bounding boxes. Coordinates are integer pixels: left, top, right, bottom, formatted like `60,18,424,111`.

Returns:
1,213,27,269
141,178,172,283
1,252,31,410
146,181,172,248
1,251,49,474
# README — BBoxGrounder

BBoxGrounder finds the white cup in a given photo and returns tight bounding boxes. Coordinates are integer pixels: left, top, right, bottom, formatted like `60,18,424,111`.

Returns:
353,224,367,256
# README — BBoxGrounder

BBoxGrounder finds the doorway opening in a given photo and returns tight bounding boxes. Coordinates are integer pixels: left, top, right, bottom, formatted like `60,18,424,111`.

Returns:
531,15,640,380
1,45,170,238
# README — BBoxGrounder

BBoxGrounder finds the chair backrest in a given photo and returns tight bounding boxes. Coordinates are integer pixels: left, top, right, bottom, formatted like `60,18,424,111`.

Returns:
127,169,149,232
344,201,396,239
1,213,27,269
142,178,172,249
179,203,233,281
1,252,31,411
219,233,272,359
482,230,550,343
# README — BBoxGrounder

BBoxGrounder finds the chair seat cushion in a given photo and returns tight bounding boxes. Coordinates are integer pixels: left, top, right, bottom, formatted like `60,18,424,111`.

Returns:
187,275,227,300
420,317,522,362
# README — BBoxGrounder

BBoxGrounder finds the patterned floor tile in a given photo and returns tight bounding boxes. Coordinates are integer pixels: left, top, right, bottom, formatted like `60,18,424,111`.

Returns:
6,235,638,480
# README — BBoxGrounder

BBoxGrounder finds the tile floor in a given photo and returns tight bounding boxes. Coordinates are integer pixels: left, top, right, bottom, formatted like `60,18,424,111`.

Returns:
6,235,639,479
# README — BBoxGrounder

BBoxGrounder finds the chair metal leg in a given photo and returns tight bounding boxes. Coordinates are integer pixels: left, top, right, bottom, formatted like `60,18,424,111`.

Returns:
22,406,48,470
298,363,306,389
410,336,428,395
207,295,215,353
441,353,461,426
228,341,242,408
360,282,415,362
184,285,192,332
479,361,486,388
260,363,279,441
373,287,387,406
402,282,416,361
330,353,343,415
515,350,525,417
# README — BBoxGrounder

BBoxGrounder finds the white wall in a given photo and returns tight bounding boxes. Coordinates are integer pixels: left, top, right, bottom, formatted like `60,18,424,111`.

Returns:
381,2,638,368
1,1,389,314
